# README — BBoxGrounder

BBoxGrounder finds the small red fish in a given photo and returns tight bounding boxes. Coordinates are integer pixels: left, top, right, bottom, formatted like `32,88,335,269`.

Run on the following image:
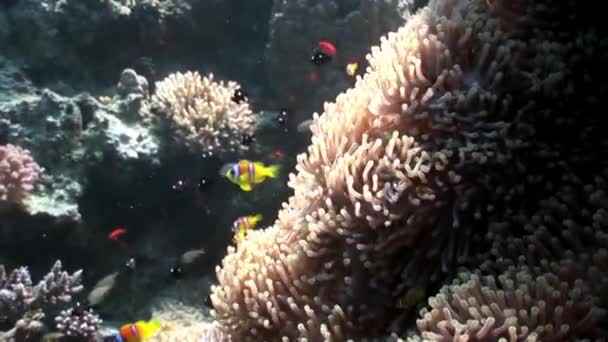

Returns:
109,228,126,240
108,228,127,248
318,40,337,57
272,149,284,160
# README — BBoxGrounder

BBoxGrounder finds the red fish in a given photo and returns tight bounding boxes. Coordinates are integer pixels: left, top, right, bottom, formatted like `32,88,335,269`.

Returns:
272,149,284,160
318,40,337,57
108,228,126,240
108,228,127,248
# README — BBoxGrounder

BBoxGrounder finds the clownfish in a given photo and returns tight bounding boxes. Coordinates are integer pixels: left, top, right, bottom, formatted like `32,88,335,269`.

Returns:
221,160,280,191
115,318,161,342
232,214,263,244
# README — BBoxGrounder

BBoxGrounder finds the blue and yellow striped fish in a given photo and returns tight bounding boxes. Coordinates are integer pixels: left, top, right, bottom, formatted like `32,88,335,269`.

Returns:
222,160,280,191
232,214,263,244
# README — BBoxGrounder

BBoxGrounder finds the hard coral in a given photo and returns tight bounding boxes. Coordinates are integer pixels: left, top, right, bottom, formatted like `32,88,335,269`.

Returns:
0,261,83,339
211,0,607,340
54,306,102,340
151,71,255,155
0,144,42,208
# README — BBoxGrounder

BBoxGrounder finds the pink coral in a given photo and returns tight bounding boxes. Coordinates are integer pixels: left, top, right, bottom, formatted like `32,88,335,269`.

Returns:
0,144,42,206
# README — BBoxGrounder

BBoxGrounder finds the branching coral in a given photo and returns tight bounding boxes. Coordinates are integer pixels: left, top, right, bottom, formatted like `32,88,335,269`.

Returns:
54,306,102,340
210,0,607,340
151,71,255,155
0,144,42,208
0,261,83,339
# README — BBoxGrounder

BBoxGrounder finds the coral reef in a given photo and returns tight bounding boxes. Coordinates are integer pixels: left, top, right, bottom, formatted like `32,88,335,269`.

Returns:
1,0,192,85
0,144,42,208
210,0,608,340
0,0,606,340
54,306,103,341
151,71,256,155
116,69,150,99
264,0,423,119
0,59,159,220
0,260,83,340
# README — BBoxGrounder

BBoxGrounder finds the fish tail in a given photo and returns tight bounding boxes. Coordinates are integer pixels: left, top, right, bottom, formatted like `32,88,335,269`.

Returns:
264,164,280,178
148,318,162,329
251,214,263,224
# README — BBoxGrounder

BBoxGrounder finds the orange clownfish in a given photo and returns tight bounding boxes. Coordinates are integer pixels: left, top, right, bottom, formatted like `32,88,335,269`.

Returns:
116,318,161,342
232,214,263,244
222,160,280,192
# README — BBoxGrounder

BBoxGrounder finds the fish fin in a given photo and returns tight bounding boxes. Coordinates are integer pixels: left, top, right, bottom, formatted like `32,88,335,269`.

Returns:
264,164,281,178
252,214,263,223
240,183,253,191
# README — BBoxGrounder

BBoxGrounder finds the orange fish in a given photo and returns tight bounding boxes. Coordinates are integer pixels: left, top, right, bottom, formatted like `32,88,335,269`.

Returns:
222,160,280,192
117,318,161,342
232,214,263,244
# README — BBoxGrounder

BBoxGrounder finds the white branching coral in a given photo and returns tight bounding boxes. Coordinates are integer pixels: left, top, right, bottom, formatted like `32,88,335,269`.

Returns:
152,71,255,155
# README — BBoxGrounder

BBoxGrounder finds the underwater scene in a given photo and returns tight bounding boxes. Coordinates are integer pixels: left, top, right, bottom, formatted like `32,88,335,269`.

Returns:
0,0,607,341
